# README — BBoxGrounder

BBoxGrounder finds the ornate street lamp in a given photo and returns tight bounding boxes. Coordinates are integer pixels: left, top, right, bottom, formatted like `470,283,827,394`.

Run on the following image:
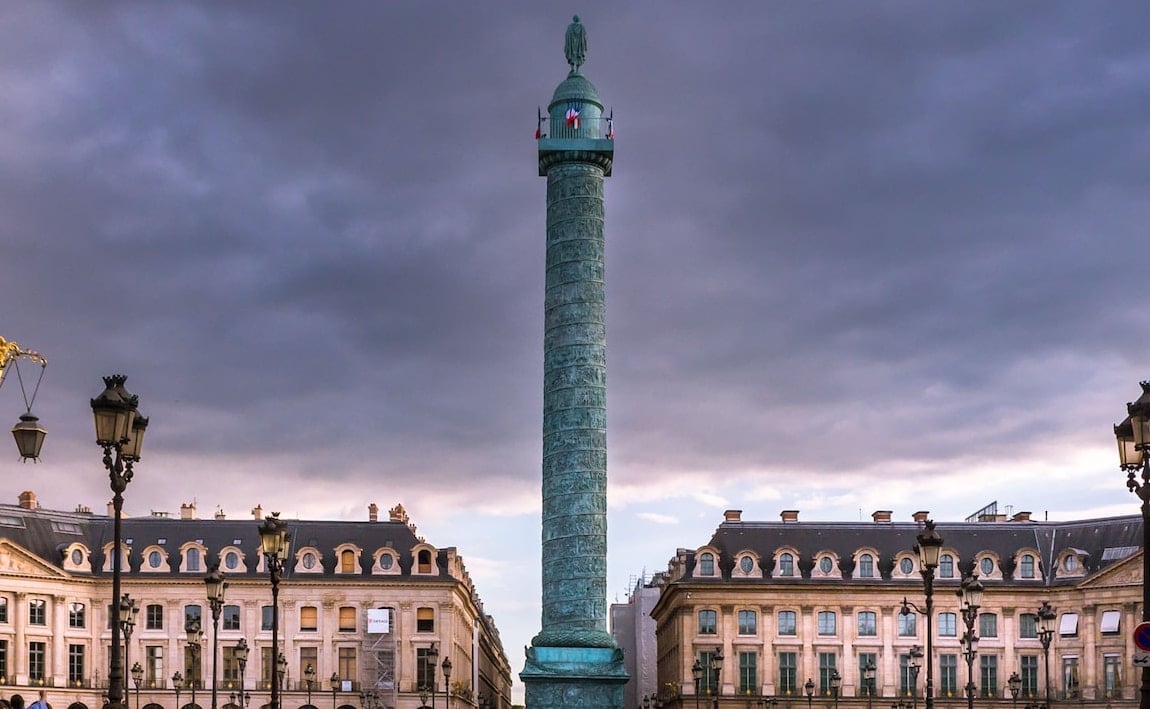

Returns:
1036,601,1056,704
258,513,290,709
428,643,440,709
901,520,943,709
120,594,140,699
234,639,249,694
442,656,453,709
804,678,815,709
187,619,204,709
329,673,340,709
131,661,144,709
909,645,923,709
420,686,431,709
831,669,842,709
304,663,317,707
173,671,185,709
863,662,876,709
1,335,47,461
692,659,704,709
1116,380,1150,709
276,653,288,697
958,573,984,709
1008,672,1022,709
205,564,228,709
360,689,381,709
93,374,147,709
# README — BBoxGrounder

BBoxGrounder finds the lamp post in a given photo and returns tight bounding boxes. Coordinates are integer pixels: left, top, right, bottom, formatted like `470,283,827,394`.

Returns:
1036,601,1056,705
131,662,144,709
864,662,876,709
120,594,140,699
1009,672,1022,709
234,639,248,694
693,659,704,709
909,646,923,709
187,620,203,709
1115,380,1150,709
831,670,842,709
442,656,453,709
901,520,943,709
258,512,290,709
205,564,227,709
330,673,340,709
93,374,148,709
427,643,440,709
2,335,48,461
360,689,381,709
276,653,288,699
804,678,815,709
958,573,984,709
174,671,185,709
420,686,430,709
304,664,317,707
710,648,723,702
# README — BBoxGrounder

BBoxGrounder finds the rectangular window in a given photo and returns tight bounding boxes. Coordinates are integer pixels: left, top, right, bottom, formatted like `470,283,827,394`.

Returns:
146,645,164,687
260,647,274,689
738,651,757,695
899,654,913,696
898,612,916,637
0,597,7,623
818,653,837,695
300,606,318,632
817,611,836,636
857,611,877,636
1059,613,1079,637
338,606,356,632
779,652,797,696
1062,657,1079,699
186,638,202,690
778,610,797,636
978,613,997,638
1103,655,1121,698
29,598,46,626
738,609,757,635
979,655,998,697
338,647,357,685
1020,656,1039,698
0,640,7,680
223,646,241,689
29,641,46,681
417,607,435,633
69,644,85,684
185,604,202,632
69,602,86,628
262,605,274,631
940,654,958,697
417,647,436,690
938,613,957,637
1019,614,1037,639
698,609,717,635
858,653,877,696
699,651,718,695
146,603,164,630
300,647,318,687
1101,610,1121,634
222,605,240,631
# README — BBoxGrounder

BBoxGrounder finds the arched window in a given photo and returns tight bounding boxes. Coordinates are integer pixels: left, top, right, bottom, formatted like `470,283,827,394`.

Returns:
698,552,714,576
859,554,874,577
186,548,201,572
340,550,357,574
418,549,433,573
939,554,955,578
779,553,794,577
1020,554,1036,579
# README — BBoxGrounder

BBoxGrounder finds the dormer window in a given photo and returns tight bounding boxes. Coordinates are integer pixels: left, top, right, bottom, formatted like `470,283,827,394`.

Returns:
418,549,433,574
699,552,715,576
980,557,995,575
779,552,795,577
380,553,394,570
819,556,832,573
739,556,754,574
302,552,317,570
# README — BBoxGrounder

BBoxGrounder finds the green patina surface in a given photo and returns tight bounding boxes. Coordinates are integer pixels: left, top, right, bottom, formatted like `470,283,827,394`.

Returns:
522,16,627,709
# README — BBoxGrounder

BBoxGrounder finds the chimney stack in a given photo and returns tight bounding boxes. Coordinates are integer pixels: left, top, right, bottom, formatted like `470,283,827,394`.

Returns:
369,503,379,522
723,509,742,523
180,503,196,520
1011,511,1032,522
252,504,263,520
215,507,226,520
872,510,892,523
781,510,799,523
912,510,930,523
18,490,36,510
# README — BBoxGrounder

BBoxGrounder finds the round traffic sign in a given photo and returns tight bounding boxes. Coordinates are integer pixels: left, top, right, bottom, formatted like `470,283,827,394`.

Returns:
1134,621,1150,651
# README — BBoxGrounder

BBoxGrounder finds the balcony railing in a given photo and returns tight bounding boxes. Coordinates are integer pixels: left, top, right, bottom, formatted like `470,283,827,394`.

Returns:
537,116,614,141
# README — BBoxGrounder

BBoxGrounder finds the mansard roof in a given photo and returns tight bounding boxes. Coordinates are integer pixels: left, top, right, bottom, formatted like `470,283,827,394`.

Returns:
680,512,1142,586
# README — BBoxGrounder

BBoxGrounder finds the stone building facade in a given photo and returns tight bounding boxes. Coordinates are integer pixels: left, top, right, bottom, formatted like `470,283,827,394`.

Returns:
644,508,1143,707
0,491,512,709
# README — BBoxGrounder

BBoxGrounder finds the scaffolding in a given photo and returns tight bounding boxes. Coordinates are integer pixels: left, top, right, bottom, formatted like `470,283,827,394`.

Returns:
362,607,397,709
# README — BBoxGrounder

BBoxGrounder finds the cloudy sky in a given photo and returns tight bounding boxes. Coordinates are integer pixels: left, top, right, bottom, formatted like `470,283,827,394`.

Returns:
2,1,1149,698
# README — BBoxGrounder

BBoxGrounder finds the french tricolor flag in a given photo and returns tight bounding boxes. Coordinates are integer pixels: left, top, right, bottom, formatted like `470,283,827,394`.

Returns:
565,102,581,130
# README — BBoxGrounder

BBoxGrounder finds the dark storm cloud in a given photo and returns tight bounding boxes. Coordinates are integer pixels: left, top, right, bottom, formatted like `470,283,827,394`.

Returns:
2,1,1148,494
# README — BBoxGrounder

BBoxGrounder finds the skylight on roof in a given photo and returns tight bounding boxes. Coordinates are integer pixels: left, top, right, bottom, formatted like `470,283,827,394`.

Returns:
1101,546,1139,561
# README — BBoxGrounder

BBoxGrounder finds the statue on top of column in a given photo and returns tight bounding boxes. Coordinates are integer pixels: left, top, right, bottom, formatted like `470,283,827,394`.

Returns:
564,15,587,74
